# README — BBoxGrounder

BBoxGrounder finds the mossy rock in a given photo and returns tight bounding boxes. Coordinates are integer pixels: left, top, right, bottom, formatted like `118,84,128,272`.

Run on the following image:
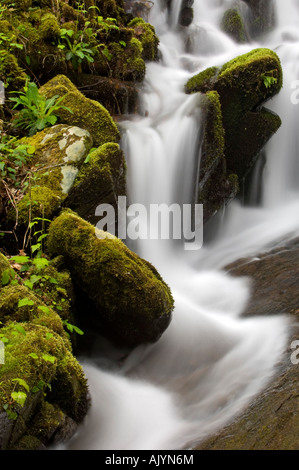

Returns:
39,75,120,146
109,37,146,82
0,321,88,449
221,8,248,43
22,124,94,194
0,283,70,343
0,49,26,92
66,142,126,226
16,186,62,226
128,18,159,61
186,48,283,181
47,210,174,347
39,13,61,41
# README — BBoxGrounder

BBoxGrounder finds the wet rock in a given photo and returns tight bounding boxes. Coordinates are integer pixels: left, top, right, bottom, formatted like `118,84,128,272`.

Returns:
221,7,248,43
226,239,299,318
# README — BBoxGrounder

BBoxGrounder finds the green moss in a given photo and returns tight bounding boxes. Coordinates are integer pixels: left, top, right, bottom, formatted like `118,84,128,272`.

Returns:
185,66,219,94
201,90,225,168
11,435,44,450
0,252,11,283
221,8,247,43
0,321,88,447
39,13,61,41
0,49,26,91
66,142,126,225
47,210,174,347
128,18,159,61
16,186,62,225
27,401,65,444
39,75,120,146
0,283,69,342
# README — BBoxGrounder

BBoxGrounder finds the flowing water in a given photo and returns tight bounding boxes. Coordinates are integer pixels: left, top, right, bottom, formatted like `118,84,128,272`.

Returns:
62,0,299,450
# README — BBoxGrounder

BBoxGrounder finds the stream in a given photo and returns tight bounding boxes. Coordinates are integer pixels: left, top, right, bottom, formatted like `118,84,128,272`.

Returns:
60,0,299,450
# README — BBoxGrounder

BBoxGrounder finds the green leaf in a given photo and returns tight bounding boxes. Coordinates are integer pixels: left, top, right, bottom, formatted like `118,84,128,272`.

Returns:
45,332,53,340
11,391,27,407
10,255,30,264
42,354,56,364
12,378,29,392
32,258,49,271
28,352,38,360
38,305,50,314
14,325,27,336
18,298,34,308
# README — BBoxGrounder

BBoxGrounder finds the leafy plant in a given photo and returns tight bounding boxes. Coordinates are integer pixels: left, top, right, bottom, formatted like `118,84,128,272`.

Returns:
0,137,35,183
10,80,73,136
261,73,278,89
58,28,95,70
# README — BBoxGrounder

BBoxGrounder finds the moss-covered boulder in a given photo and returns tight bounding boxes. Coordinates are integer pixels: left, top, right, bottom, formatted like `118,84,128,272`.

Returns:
128,18,159,61
221,8,248,43
39,13,61,42
0,321,88,450
47,210,174,347
39,75,120,146
185,48,283,192
66,142,126,226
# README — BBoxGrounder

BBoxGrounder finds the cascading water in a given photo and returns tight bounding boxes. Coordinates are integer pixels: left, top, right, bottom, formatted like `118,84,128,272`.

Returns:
60,0,299,450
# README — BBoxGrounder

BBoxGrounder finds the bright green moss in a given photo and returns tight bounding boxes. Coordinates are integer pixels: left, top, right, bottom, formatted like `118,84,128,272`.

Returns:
0,283,69,342
185,66,219,94
47,210,174,347
128,18,159,61
39,75,120,146
201,90,225,168
0,321,88,447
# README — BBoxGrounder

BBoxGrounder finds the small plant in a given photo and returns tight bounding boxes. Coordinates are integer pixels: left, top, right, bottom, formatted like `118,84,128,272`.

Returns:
10,79,73,136
0,136,35,183
261,73,278,89
58,28,95,70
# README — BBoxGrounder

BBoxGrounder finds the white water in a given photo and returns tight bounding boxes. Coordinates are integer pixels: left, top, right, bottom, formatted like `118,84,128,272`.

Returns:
62,0,299,450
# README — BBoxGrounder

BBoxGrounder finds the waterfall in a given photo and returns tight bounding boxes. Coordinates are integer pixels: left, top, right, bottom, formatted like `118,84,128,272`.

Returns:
60,0,299,450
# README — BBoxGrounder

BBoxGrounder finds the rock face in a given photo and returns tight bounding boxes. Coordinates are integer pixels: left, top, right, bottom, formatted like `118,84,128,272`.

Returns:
47,211,174,348
197,354,299,450
185,48,282,221
226,239,299,318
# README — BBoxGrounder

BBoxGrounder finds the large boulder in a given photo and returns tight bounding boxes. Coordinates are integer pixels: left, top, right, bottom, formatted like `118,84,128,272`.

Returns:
225,238,299,318
47,210,174,347
185,48,282,220
39,75,120,147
